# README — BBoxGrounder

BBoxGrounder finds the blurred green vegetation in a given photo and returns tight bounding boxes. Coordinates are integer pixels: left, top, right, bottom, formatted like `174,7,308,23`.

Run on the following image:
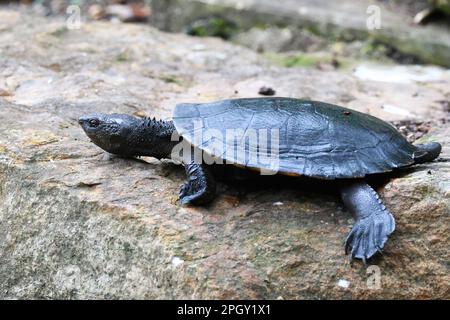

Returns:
186,16,238,40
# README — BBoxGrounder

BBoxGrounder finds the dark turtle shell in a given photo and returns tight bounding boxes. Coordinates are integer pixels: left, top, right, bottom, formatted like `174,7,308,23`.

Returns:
172,97,417,179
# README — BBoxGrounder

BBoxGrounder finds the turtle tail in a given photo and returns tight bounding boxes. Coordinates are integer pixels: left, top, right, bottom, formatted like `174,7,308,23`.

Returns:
413,142,442,164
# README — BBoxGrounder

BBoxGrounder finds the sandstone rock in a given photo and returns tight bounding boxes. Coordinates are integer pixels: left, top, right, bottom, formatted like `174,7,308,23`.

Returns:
0,10,448,299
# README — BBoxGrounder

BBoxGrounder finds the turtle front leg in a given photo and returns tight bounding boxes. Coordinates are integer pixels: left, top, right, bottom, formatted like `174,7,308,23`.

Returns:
339,180,395,263
179,162,217,205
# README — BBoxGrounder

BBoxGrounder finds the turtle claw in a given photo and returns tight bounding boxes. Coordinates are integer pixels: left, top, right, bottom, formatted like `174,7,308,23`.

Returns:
178,182,211,205
179,182,203,205
179,183,189,198
179,163,217,205
345,210,395,262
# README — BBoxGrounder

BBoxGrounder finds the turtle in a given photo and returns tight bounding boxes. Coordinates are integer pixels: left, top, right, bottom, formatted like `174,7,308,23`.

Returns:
78,97,442,262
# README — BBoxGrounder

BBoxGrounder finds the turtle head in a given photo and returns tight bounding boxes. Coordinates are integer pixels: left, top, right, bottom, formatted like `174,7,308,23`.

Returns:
78,113,138,155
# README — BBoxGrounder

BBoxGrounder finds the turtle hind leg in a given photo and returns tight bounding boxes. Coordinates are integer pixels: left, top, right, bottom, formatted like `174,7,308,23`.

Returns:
339,180,395,263
413,142,442,164
179,162,217,205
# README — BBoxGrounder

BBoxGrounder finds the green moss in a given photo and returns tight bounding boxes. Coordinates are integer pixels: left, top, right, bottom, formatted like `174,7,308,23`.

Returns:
186,17,238,40
434,0,450,15
304,24,341,42
158,75,182,85
372,31,449,67
254,22,270,30
360,40,378,56
304,24,323,37
359,39,391,60
264,52,330,68
286,55,321,67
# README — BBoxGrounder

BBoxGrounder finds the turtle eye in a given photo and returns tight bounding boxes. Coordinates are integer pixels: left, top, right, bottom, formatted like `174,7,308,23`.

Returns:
89,119,100,127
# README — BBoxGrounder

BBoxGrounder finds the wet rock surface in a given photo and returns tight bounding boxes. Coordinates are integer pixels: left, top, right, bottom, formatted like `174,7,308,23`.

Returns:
0,10,449,299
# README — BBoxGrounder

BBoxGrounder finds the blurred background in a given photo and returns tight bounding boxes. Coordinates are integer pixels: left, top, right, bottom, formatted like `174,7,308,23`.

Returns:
2,0,450,67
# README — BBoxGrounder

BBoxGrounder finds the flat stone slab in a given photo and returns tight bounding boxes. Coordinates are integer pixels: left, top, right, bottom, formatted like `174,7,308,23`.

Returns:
0,10,449,299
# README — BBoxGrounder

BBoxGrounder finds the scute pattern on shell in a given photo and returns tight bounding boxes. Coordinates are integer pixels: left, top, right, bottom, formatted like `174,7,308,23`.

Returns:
173,98,416,179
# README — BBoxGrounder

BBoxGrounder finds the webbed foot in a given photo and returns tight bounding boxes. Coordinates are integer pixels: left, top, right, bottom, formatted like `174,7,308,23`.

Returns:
344,209,395,263
179,162,216,205
339,180,396,263
179,181,208,205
